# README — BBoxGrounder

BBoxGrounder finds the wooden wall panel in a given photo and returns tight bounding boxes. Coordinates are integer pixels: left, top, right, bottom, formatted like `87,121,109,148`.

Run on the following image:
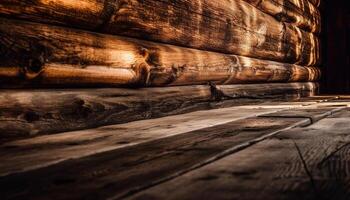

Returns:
0,0,319,65
0,18,320,88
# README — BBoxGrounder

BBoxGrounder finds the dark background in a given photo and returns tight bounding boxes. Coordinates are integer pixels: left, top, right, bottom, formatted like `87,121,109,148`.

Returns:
320,0,350,93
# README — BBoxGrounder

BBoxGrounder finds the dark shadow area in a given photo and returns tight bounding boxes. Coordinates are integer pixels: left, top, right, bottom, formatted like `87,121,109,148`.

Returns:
320,0,350,94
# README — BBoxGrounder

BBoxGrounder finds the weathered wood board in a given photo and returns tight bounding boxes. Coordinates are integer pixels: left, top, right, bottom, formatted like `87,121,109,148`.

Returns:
0,102,344,199
0,0,319,64
4,99,341,176
0,103,345,200
0,118,307,200
0,106,301,176
0,82,318,139
127,110,350,200
0,18,320,88
243,0,321,33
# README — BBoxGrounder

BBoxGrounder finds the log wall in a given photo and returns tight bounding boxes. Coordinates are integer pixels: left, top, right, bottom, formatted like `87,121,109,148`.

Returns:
0,18,320,88
0,82,318,140
0,0,320,65
0,0,322,87
0,0,322,138
243,0,321,33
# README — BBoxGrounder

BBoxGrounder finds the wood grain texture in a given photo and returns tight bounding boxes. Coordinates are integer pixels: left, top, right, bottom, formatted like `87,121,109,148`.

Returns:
308,0,321,7
0,18,321,88
0,106,300,176
128,109,350,200
4,98,342,177
0,82,318,139
0,101,346,200
0,0,320,65
243,0,321,33
4,99,342,176
0,117,308,200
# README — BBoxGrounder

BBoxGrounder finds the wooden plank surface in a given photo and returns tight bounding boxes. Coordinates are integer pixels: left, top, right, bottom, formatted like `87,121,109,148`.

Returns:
128,110,350,200
0,117,308,200
0,0,319,64
3,99,338,176
0,105,291,176
0,100,346,200
0,82,318,140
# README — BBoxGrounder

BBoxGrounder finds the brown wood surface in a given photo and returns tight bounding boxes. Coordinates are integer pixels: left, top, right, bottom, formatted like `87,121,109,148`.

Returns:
0,0,319,65
243,0,321,33
128,108,350,200
0,105,305,176
308,0,321,7
0,117,308,200
0,82,317,140
0,101,342,177
4,99,343,176
0,18,321,88
0,103,345,200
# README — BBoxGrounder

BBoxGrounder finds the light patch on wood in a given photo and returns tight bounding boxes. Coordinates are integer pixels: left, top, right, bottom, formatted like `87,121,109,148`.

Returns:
39,0,99,11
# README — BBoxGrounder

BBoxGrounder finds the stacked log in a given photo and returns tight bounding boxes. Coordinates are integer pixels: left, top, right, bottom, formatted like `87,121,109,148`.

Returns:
309,0,321,7
0,0,321,87
0,18,320,88
0,82,318,139
0,0,319,65
243,0,321,33
0,0,322,138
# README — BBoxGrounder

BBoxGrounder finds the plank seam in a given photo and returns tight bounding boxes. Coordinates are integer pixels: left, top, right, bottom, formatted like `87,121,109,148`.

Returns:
0,106,300,177
110,106,347,200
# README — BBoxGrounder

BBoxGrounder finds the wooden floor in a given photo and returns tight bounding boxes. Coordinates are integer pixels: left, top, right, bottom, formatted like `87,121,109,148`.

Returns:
1,96,350,200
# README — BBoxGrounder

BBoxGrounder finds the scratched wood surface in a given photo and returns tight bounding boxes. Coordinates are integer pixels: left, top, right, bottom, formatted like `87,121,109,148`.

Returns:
0,118,306,200
0,105,291,176
0,97,348,200
0,0,320,65
129,115,350,200
0,100,345,200
0,100,332,177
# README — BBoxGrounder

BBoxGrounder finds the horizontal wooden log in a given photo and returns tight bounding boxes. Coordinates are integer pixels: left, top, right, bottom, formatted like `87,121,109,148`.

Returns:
243,0,321,33
0,0,319,65
308,0,321,7
0,82,318,140
0,19,321,88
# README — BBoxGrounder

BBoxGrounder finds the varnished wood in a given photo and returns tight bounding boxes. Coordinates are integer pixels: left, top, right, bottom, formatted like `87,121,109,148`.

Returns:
0,19,321,88
0,0,319,65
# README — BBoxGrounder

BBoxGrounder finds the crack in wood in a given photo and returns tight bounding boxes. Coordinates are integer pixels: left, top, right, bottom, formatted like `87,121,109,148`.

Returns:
293,140,319,199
